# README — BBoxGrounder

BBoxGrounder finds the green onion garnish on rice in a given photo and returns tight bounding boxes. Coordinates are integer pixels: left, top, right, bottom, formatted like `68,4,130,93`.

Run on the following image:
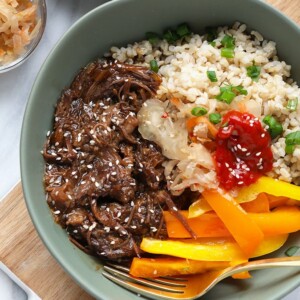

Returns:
205,27,218,42
209,113,221,124
146,32,160,45
150,60,159,73
216,85,247,104
207,70,218,82
285,246,300,257
285,131,300,154
221,35,235,49
221,48,235,58
191,107,208,116
176,23,191,38
263,115,283,139
246,65,261,81
286,98,298,111
163,29,180,43
221,35,235,58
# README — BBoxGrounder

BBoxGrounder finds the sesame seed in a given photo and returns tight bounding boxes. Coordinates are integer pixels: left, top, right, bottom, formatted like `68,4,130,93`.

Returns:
131,225,137,229
56,157,61,161
124,217,129,223
91,177,95,182
237,181,244,185
67,195,72,200
111,172,117,176
73,230,78,233
151,227,157,232
83,224,89,229
149,209,155,213
131,201,134,207
89,223,97,231
110,241,115,245
173,206,178,211
139,163,143,168
46,131,50,137
225,163,229,168
90,140,96,145
256,152,261,156
108,162,113,167
115,226,119,230
95,182,100,188
78,135,82,142
54,210,60,215
261,133,266,138
246,152,251,156
156,176,160,181
104,226,110,232
117,211,121,218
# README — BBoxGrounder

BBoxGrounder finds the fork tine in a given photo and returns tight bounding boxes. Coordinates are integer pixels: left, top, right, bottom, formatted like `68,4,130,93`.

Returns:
102,270,186,300
105,263,186,287
103,265,185,293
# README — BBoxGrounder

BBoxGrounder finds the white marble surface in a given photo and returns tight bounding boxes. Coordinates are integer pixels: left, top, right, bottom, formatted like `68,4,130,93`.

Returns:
0,0,299,299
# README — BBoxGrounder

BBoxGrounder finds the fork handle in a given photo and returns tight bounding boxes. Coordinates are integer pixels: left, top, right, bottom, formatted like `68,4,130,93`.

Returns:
225,256,300,278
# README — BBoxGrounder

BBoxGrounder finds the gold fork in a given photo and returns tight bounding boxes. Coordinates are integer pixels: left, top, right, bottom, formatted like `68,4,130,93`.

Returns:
102,256,300,300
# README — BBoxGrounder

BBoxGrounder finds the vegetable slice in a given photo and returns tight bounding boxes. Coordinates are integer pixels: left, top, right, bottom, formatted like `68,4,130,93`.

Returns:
286,98,298,111
202,190,264,256
150,60,159,73
285,131,300,154
262,115,283,139
240,193,270,213
191,107,208,116
246,65,261,81
146,32,160,45
221,48,235,58
209,113,222,124
237,176,300,203
140,235,288,261
207,70,218,82
129,257,230,278
176,23,191,37
285,246,300,257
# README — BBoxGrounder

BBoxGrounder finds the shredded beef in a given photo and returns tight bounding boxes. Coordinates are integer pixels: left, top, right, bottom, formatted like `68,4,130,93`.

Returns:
43,60,182,261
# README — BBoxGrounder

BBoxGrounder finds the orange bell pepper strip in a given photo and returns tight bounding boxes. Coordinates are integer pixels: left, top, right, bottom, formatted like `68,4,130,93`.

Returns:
129,257,231,278
202,190,264,256
240,193,270,213
140,235,288,261
164,207,300,238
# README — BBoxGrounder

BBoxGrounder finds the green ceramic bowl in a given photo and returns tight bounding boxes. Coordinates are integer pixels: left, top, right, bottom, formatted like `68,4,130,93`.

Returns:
21,0,300,299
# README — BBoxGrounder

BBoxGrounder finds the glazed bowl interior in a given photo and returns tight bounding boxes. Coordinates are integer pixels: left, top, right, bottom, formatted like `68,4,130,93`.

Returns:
21,0,300,299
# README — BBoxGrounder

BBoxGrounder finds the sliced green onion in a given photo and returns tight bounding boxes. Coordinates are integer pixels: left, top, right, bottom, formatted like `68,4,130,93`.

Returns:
146,32,160,45
207,70,218,82
191,107,208,116
209,113,221,124
221,48,234,58
216,85,248,104
285,131,300,146
232,85,248,95
263,115,283,139
163,29,179,43
210,41,216,47
150,60,159,73
176,23,191,38
216,89,236,104
205,27,218,42
246,65,261,81
221,35,235,49
286,98,298,111
285,144,295,154
285,246,300,257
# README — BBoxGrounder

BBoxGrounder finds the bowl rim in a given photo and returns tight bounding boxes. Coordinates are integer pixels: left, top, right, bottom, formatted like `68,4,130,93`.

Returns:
0,0,47,73
20,0,300,299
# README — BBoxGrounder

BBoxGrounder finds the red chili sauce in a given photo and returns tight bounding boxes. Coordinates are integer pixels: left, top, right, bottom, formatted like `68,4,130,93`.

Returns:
215,110,273,190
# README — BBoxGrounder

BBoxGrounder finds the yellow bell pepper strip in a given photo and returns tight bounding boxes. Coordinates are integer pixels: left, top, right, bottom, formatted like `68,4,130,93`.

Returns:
202,190,264,256
140,235,288,261
240,193,270,213
188,197,212,218
164,207,300,239
129,257,231,278
237,176,300,203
